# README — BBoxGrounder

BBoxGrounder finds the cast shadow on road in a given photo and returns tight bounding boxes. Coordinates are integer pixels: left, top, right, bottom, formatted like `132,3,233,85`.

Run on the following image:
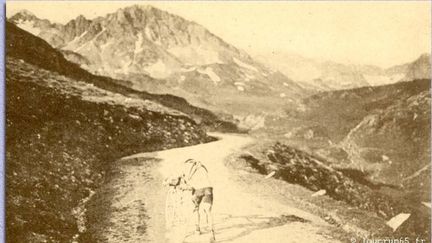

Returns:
210,214,310,242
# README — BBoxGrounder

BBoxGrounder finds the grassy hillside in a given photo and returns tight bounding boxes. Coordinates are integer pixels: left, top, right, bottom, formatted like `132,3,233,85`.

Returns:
300,79,430,142
5,21,234,242
237,143,430,241
6,21,238,132
251,79,431,240
6,57,215,242
343,88,430,190
261,79,430,186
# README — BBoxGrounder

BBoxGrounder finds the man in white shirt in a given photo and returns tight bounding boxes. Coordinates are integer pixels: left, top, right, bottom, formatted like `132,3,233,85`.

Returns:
181,159,215,242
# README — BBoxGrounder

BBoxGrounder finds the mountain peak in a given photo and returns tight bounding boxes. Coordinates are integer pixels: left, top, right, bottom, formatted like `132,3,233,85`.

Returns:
401,53,431,81
75,14,88,21
16,9,36,17
10,9,38,21
418,53,431,61
118,4,180,22
7,4,304,107
127,4,156,11
119,4,157,14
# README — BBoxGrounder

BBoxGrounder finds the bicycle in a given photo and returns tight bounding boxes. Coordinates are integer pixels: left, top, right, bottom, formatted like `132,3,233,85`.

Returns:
164,177,191,229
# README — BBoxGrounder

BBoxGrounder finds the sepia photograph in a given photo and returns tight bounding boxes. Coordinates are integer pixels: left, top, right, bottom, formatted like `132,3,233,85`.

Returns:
4,1,431,242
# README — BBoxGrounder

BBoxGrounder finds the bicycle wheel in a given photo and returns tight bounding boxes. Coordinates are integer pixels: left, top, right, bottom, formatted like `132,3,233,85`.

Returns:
165,187,180,228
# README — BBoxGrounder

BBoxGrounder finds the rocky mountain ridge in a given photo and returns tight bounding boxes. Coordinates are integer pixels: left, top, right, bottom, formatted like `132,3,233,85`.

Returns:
6,21,238,132
403,53,431,81
9,6,306,118
255,52,430,91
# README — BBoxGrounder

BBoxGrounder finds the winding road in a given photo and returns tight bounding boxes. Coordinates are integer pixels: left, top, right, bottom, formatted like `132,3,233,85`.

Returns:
100,133,341,243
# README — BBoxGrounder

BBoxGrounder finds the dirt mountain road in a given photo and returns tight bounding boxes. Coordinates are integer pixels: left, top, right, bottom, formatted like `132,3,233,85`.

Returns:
102,133,341,243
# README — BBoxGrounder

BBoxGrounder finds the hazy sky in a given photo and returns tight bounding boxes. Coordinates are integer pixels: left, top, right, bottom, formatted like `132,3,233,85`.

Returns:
6,1,431,68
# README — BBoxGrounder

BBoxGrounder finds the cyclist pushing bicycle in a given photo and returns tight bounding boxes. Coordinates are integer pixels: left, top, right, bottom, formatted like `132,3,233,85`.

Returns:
164,158,216,243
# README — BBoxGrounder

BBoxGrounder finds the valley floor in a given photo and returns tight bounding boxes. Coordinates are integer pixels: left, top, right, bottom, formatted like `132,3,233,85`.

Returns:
89,133,349,243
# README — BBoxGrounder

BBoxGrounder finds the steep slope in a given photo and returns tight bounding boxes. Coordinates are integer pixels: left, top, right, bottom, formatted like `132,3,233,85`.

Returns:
5,21,240,242
402,53,431,81
262,79,430,200
9,6,307,117
238,143,430,240
6,57,212,242
9,10,92,48
341,88,430,192
302,79,430,144
6,21,237,132
255,52,430,90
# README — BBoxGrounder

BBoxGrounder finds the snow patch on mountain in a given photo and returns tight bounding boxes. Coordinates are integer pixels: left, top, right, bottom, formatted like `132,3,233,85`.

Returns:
75,28,106,52
235,82,246,91
16,20,41,36
244,73,255,82
180,66,197,72
168,46,223,65
233,57,258,72
100,40,112,52
197,67,221,84
144,26,161,45
134,33,145,55
91,28,106,43
64,31,88,50
114,59,132,75
178,75,186,84
144,59,171,79
144,26,153,40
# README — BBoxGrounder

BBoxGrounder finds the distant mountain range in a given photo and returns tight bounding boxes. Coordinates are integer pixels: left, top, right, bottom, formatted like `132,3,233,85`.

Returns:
9,6,306,118
8,5,431,126
255,52,431,91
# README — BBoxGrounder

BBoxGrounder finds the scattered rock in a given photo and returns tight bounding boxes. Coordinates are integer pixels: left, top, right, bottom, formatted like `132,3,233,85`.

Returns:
264,171,276,179
421,202,431,209
311,189,326,197
386,213,411,232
